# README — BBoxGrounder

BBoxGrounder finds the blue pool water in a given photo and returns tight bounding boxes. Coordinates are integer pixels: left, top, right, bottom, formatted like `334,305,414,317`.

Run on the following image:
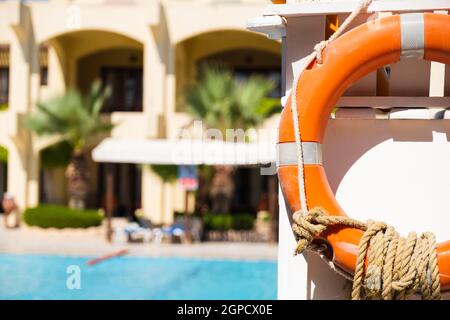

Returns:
0,254,277,300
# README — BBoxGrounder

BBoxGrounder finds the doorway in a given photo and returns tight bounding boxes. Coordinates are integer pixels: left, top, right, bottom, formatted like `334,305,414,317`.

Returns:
97,163,142,219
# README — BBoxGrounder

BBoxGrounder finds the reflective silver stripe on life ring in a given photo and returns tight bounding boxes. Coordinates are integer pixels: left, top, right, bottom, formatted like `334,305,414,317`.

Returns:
276,142,322,167
400,13,424,59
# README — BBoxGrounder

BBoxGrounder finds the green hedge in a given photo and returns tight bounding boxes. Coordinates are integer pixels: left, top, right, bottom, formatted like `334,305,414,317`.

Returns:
204,214,233,231
23,205,103,229
203,213,254,231
232,214,255,230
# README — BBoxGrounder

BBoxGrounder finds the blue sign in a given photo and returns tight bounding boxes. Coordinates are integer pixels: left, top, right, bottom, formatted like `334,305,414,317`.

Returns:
177,165,198,191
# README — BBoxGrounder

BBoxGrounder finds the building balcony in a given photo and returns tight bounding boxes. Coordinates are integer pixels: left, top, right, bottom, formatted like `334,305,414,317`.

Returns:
102,111,149,139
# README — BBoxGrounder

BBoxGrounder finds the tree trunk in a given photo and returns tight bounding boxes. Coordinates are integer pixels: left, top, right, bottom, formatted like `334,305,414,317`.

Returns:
209,165,235,214
65,152,90,209
195,167,212,214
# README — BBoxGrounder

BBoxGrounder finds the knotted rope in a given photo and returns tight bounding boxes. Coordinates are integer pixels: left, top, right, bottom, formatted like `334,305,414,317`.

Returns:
292,207,441,300
313,0,373,65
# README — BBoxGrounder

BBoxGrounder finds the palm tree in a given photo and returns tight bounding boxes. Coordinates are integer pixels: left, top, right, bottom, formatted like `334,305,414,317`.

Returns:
26,81,113,209
185,64,280,214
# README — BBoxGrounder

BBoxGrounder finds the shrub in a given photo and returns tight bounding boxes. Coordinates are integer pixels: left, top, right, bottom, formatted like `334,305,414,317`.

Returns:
203,214,213,230
23,205,103,229
203,213,233,231
232,214,254,230
212,214,233,231
203,213,254,231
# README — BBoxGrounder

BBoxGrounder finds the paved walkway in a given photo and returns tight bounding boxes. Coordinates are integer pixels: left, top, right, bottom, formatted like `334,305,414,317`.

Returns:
0,219,278,261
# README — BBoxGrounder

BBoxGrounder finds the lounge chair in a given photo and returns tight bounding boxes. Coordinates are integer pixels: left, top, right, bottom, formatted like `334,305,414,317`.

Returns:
152,223,186,244
122,222,153,243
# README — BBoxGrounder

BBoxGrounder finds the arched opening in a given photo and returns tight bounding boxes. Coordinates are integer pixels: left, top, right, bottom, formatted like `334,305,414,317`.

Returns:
175,30,281,112
198,48,282,99
38,30,144,213
174,30,281,227
44,30,143,105
77,47,143,112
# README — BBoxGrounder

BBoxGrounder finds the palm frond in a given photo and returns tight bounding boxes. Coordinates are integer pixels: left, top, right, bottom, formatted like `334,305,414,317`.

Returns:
26,82,114,152
185,65,280,134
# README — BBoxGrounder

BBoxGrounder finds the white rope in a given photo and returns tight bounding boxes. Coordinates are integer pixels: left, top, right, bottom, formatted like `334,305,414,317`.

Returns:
290,53,316,214
290,0,373,215
314,0,374,65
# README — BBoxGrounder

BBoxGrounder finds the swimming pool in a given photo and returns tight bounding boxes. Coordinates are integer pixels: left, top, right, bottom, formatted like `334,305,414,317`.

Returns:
0,253,277,300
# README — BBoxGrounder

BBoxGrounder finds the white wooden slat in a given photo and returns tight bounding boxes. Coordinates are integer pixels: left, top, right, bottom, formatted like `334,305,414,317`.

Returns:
246,15,286,39
263,0,450,17
337,96,450,108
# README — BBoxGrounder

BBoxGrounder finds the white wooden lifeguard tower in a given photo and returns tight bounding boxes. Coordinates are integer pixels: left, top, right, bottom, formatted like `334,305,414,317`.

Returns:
248,0,450,299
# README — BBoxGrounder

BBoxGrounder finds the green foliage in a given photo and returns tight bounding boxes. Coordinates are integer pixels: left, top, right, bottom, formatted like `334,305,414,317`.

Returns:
203,213,233,231
23,204,103,229
232,213,255,230
196,165,213,184
0,103,8,111
25,81,113,153
258,211,271,222
174,211,202,218
0,145,7,163
203,213,255,231
40,141,73,169
331,107,338,117
185,65,280,135
149,164,178,183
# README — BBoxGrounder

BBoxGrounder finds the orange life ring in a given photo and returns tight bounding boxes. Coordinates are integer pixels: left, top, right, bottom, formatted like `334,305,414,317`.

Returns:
278,13,450,291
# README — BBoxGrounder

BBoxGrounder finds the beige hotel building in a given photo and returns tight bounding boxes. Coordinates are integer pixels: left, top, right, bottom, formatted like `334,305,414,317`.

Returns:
0,0,281,224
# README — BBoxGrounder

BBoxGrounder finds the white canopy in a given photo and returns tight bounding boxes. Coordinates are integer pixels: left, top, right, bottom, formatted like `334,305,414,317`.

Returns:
92,138,276,165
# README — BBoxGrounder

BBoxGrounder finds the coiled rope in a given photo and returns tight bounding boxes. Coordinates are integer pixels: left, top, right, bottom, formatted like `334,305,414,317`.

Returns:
292,207,441,300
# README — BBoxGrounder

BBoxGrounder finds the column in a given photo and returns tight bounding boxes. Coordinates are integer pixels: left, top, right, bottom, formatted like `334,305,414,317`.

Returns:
7,141,28,213
143,28,166,138
141,166,164,224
